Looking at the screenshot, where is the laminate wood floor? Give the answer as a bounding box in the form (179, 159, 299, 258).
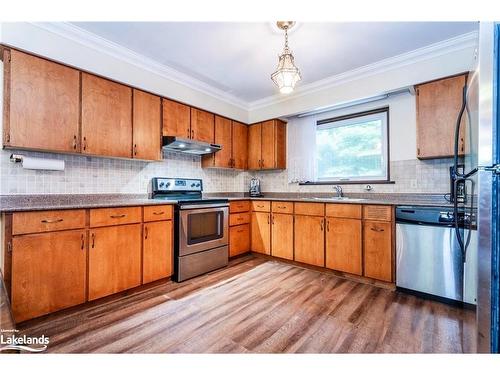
(18, 255, 476, 353)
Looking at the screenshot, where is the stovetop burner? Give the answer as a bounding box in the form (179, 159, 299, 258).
(150, 177, 228, 206)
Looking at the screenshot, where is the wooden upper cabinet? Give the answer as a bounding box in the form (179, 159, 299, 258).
(416, 73, 467, 159)
(247, 123, 262, 170)
(4, 49, 80, 152)
(232, 121, 248, 169)
(81, 73, 132, 158)
(162, 98, 190, 138)
(247, 120, 286, 170)
(190, 108, 214, 143)
(133, 89, 161, 160)
(206, 116, 232, 168)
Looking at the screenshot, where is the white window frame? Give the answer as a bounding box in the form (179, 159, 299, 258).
(315, 108, 389, 183)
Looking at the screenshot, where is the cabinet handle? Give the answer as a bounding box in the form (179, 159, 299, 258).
(41, 218, 63, 224)
(267, 214, 270, 224)
(187, 128, 191, 138)
(237, 217, 244, 221)
(370, 227, 385, 232)
(134, 144, 137, 156)
(145, 226, 148, 240)
(228, 158, 232, 167)
(91, 233, 95, 249)
(110, 214, 126, 219)
(327, 220, 330, 232)
(272, 214, 275, 224)
(73, 135, 77, 150)
(261, 159, 264, 168)
(81, 234, 85, 250)
(237, 229, 244, 233)
(277, 205, 286, 209)
(320, 219, 324, 231)
(191, 129, 194, 139)
(83, 137, 87, 151)
(153, 211, 165, 215)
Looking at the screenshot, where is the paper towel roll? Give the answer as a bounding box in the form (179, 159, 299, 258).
(21, 156, 65, 171)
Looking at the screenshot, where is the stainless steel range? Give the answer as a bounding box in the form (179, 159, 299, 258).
(150, 177, 229, 282)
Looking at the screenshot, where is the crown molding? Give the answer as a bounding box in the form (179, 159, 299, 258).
(248, 30, 479, 111)
(29, 22, 249, 110)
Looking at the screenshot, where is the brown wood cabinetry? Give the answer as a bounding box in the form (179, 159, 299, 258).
(325, 218, 362, 275)
(11, 229, 86, 322)
(12, 209, 86, 235)
(162, 98, 191, 138)
(190, 108, 215, 143)
(363, 220, 393, 282)
(247, 120, 287, 170)
(88, 223, 142, 300)
(133, 89, 161, 160)
(232, 121, 248, 169)
(294, 215, 325, 267)
(81, 73, 132, 158)
(143, 220, 173, 284)
(251, 211, 271, 255)
(271, 213, 294, 260)
(203, 118, 248, 169)
(416, 73, 467, 159)
(3, 49, 80, 153)
(229, 224, 250, 257)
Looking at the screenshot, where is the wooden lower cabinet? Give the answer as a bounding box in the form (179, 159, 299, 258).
(11, 229, 87, 322)
(271, 213, 293, 260)
(230, 224, 250, 257)
(251, 212, 271, 255)
(325, 218, 362, 275)
(363, 220, 393, 282)
(88, 224, 142, 300)
(143, 220, 173, 284)
(294, 215, 325, 267)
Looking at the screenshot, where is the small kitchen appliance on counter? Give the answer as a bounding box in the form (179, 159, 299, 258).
(150, 177, 229, 282)
(249, 178, 263, 197)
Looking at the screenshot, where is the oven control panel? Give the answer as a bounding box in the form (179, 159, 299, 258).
(152, 177, 203, 192)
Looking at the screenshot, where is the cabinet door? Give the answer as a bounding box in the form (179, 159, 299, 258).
(81, 73, 132, 158)
(11, 230, 86, 322)
(251, 211, 271, 255)
(416, 74, 467, 159)
(88, 224, 142, 300)
(5, 49, 80, 152)
(232, 121, 248, 169)
(214, 116, 233, 167)
(363, 221, 392, 282)
(190, 108, 214, 143)
(325, 218, 362, 275)
(162, 98, 191, 138)
(275, 119, 287, 169)
(133, 89, 161, 160)
(271, 213, 293, 260)
(247, 123, 262, 170)
(230, 224, 250, 257)
(261, 120, 276, 169)
(143, 220, 173, 284)
(294, 215, 325, 267)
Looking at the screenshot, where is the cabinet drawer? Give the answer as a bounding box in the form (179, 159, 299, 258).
(271, 201, 294, 214)
(229, 224, 250, 257)
(144, 205, 173, 222)
(326, 204, 362, 219)
(12, 209, 86, 235)
(90, 206, 142, 227)
(363, 205, 393, 221)
(230, 212, 250, 226)
(294, 203, 325, 216)
(252, 201, 271, 212)
(230, 200, 250, 213)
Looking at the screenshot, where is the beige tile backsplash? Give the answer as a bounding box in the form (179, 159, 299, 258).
(1, 149, 452, 195)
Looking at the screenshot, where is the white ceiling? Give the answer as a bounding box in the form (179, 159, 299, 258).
(71, 22, 478, 103)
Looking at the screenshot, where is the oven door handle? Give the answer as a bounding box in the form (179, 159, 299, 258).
(179, 203, 229, 210)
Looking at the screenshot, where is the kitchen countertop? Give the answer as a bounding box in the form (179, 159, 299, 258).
(0, 192, 456, 212)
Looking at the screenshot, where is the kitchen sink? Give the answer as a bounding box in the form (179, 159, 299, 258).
(310, 197, 366, 202)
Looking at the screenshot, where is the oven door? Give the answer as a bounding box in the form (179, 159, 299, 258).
(179, 204, 229, 256)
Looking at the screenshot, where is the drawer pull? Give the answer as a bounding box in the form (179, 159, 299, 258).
(237, 229, 244, 233)
(41, 218, 63, 224)
(153, 211, 165, 215)
(277, 206, 286, 209)
(237, 217, 244, 221)
(110, 214, 126, 219)
(370, 227, 385, 232)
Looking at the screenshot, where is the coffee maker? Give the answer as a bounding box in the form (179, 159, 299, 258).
(249, 178, 263, 197)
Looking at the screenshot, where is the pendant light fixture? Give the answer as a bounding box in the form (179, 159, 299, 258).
(271, 21, 302, 94)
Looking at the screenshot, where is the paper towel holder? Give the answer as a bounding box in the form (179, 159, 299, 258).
(10, 154, 24, 163)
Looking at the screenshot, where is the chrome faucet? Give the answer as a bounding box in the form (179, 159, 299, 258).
(333, 185, 343, 198)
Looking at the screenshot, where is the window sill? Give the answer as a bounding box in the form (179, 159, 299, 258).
(298, 180, 396, 186)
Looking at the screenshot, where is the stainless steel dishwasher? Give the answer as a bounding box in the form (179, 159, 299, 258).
(396, 206, 477, 305)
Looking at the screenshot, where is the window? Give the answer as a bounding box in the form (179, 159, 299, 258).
(315, 108, 389, 182)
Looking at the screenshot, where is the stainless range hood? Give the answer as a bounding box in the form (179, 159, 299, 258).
(162, 136, 222, 155)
